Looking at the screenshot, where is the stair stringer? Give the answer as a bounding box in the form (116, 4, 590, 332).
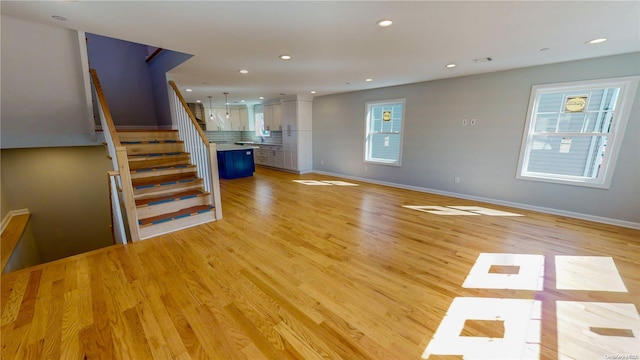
(119, 130, 219, 241)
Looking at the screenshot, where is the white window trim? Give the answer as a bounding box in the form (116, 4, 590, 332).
(516, 76, 639, 189)
(364, 98, 406, 167)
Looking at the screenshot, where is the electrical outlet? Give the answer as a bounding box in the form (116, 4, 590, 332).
(321, 160, 325, 165)
(454, 177, 460, 184)
(462, 119, 468, 126)
(470, 119, 476, 126)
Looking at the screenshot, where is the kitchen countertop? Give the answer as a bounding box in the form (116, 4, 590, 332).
(215, 144, 259, 151)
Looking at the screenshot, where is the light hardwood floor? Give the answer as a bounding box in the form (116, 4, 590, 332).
(2, 167, 639, 359)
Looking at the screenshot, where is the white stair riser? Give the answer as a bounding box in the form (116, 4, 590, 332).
(138, 211, 216, 240)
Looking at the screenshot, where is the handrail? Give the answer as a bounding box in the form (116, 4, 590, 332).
(89, 68, 140, 242)
(1, 211, 31, 272)
(168, 80, 210, 145)
(89, 68, 121, 147)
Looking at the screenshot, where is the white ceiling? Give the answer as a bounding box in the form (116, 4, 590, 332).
(2, 1, 639, 107)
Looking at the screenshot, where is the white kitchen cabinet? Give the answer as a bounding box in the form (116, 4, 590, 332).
(275, 149, 285, 168)
(255, 145, 285, 169)
(281, 96, 313, 172)
(264, 103, 282, 131)
(227, 108, 240, 130)
(238, 107, 249, 131)
(254, 148, 269, 165)
(205, 107, 228, 131)
(272, 104, 282, 131)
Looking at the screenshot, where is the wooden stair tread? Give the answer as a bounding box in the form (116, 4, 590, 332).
(138, 205, 214, 226)
(128, 152, 189, 158)
(136, 190, 207, 207)
(131, 173, 198, 188)
(121, 140, 183, 144)
(127, 153, 191, 171)
(131, 164, 196, 174)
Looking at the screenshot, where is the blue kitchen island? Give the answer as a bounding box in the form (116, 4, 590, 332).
(215, 144, 257, 179)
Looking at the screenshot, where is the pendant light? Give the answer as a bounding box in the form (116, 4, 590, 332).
(224, 92, 230, 119)
(208, 96, 214, 121)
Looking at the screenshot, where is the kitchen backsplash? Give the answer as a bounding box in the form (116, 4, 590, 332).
(204, 131, 283, 145)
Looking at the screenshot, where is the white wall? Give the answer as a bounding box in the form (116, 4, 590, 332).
(1, 15, 98, 148)
(312, 53, 640, 225)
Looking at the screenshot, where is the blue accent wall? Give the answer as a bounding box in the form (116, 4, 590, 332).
(148, 50, 193, 127)
(86, 33, 192, 127)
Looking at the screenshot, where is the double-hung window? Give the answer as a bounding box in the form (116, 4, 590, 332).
(516, 76, 638, 188)
(364, 99, 405, 166)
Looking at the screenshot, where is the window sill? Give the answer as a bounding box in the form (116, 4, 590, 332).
(516, 174, 610, 189)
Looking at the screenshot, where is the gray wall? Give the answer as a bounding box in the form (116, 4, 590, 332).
(1, 146, 114, 263)
(313, 53, 640, 224)
(1, 15, 97, 149)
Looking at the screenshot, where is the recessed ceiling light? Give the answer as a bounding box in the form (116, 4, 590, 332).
(376, 19, 393, 28)
(241, 100, 245, 103)
(365, 78, 373, 82)
(185, 88, 192, 92)
(52, 15, 67, 21)
(445, 63, 456, 68)
(587, 38, 607, 44)
(310, 91, 316, 94)
(279, 55, 292, 60)
(239, 69, 249, 74)
(196, 100, 201, 103)
(259, 96, 264, 100)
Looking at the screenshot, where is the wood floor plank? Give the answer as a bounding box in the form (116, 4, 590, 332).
(1, 167, 638, 359)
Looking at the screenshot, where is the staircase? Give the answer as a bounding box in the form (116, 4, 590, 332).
(118, 130, 217, 240)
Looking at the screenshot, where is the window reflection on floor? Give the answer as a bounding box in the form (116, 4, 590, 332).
(423, 253, 639, 359)
(292, 180, 359, 186)
(463, 253, 544, 290)
(423, 297, 542, 359)
(557, 301, 639, 360)
(403, 205, 523, 216)
(555, 255, 628, 292)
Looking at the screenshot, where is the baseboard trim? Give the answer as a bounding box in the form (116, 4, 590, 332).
(312, 170, 640, 229)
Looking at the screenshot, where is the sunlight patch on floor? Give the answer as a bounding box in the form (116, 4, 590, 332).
(292, 180, 359, 186)
(403, 205, 523, 216)
(423, 253, 638, 359)
(555, 256, 628, 292)
(448, 206, 524, 216)
(422, 297, 541, 359)
(463, 253, 544, 290)
(557, 301, 639, 359)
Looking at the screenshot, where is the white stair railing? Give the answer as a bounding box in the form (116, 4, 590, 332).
(108, 171, 127, 244)
(168, 81, 223, 219)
